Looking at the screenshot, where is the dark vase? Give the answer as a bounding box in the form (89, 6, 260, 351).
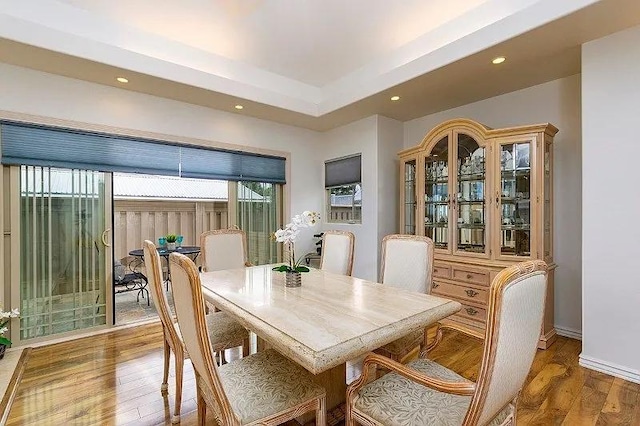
(0, 344, 6, 360)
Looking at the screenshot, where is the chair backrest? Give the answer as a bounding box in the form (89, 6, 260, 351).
(200, 229, 249, 272)
(379, 234, 434, 293)
(169, 252, 239, 425)
(143, 240, 181, 344)
(464, 260, 548, 425)
(319, 231, 355, 276)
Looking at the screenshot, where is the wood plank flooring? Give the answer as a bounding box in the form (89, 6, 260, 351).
(6, 322, 640, 425)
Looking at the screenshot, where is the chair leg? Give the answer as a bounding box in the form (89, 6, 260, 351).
(172, 349, 184, 424)
(316, 396, 327, 426)
(197, 384, 207, 426)
(345, 401, 355, 426)
(242, 337, 250, 357)
(161, 339, 170, 392)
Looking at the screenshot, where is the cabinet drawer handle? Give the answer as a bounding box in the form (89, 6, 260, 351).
(465, 289, 479, 297)
(433, 268, 438, 273)
(465, 307, 479, 316)
(466, 273, 473, 279)
(433, 283, 440, 289)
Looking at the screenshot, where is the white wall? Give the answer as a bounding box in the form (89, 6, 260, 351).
(377, 116, 404, 268)
(320, 116, 379, 280)
(404, 75, 582, 337)
(0, 63, 323, 254)
(581, 25, 640, 383)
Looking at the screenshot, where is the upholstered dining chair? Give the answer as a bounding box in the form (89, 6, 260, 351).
(319, 230, 355, 276)
(200, 228, 252, 272)
(168, 251, 327, 426)
(375, 234, 434, 362)
(346, 260, 548, 426)
(143, 240, 250, 424)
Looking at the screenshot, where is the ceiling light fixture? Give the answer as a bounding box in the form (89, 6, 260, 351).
(390, 95, 400, 101)
(116, 77, 129, 83)
(492, 56, 506, 65)
(235, 105, 244, 110)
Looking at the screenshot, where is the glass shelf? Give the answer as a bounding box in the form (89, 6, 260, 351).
(425, 201, 449, 205)
(425, 178, 449, 184)
(458, 200, 485, 204)
(425, 223, 449, 228)
(501, 224, 530, 230)
(458, 174, 485, 182)
(457, 223, 486, 229)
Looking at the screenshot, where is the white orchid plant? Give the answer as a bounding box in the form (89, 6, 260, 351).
(272, 211, 320, 273)
(0, 308, 19, 347)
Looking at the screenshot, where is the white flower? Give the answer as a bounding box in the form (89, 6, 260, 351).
(11, 309, 19, 317)
(0, 327, 8, 335)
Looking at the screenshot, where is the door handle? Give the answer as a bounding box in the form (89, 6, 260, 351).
(101, 228, 112, 247)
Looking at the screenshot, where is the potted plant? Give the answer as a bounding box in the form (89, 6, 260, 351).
(0, 308, 19, 359)
(166, 234, 178, 250)
(272, 211, 320, 287)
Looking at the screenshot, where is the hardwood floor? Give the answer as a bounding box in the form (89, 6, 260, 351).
(6, 322, 640, 425)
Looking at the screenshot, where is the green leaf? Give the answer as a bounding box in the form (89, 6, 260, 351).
(294, 266, 310, 273)
(272, 265, 292, 272)
(0, 337, 12, 346)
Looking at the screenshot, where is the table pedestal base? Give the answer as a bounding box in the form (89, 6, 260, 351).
(297, 363, 346, 425)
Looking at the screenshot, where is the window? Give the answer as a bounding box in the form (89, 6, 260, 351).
(325, 154, 362, 223)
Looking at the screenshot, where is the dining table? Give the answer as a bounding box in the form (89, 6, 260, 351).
(200, 264, 461, 423)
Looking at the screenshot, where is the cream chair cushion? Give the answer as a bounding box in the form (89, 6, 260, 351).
(217, 349, 326, 424)
(353, 358, 512, 426)
(381, 238, 432, 293)
(202, 232, 246, 272)
(476, 273, 546, 424)
(320, 231, 354, 276)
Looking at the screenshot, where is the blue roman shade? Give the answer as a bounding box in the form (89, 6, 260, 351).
(0, 122, 286, 183)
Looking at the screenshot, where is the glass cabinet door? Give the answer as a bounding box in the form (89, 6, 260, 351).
(424, 136, 449, 250)
(455, 133, 487, 255)
(402, 159, 417, 234)
(499, 140, 532, 257)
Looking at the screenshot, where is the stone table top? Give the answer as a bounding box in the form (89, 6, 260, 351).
(201, 265, 461, 375)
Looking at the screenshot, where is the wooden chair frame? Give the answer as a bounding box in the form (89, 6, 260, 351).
(347, 260, 548, 426)
(319, 230, 356, 276)
(376, 234, 435, 361)
(169, 253, 326, 426)
(199, 228, 252, 272)
(143, 240, 249, 424)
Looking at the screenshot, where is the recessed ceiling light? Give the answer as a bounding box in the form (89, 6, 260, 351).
(235, 105, 244, 110)
(390, 95, 400, 101)
(116, 77, 129, 83)
(492, 56, 506, 65)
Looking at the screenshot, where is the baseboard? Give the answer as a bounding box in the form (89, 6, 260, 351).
(555, 325, 582, 340)
(579, 354, 640, 384)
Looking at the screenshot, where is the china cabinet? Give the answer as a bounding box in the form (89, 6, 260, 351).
(398, 118, 558, 348)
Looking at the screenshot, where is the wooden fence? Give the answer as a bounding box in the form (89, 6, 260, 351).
(114, 200, 228, 262)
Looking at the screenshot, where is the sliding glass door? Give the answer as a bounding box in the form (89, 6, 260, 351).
(237, 182, 281, 265)
(18, 166, 112, 340)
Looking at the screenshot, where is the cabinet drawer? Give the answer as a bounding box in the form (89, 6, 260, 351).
(432, 263, 451, 279)
(432, 281, 488, 304)
(458, 303, 487, 323)
(452, 266, 490, 286)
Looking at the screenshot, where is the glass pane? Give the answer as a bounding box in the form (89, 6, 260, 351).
(403, 160, 417, 234)
(424, 136, 449, 249)
(237, 182, 280, 265)
(544, 143, 552, 258)
(327, 184, 361, 224)
(456, 134, 485, 253)
(20, 166, 108, 340)
(500, 142, 531, 256)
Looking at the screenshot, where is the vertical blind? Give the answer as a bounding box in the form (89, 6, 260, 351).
(1, 121, 286, 183)
(325, 154, 361, 187)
